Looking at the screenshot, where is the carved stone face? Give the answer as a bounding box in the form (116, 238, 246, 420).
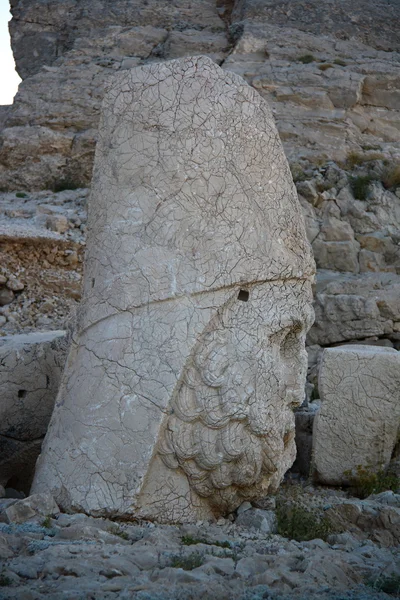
(32, 57, 315, 522)
(158, 279, 314, 515)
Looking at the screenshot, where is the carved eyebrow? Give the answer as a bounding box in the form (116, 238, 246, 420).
(273, 317, 304, 333)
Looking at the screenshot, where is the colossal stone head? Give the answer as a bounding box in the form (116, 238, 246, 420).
(32, 56, 315, 522)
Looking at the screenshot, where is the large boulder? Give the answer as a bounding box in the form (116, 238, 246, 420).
(313, 345, 400, 485)
(32, 56, 315, 522)
(0, 331, 68, 492)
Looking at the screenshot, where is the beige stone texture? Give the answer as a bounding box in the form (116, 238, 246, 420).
(313, 345, 400, 485)
(32, 56, 314, 522)
(308, 271, 400, 345)
(5, 493, 60, 524)
(0, 331, 68, 492)
(2, 0, 400, 191)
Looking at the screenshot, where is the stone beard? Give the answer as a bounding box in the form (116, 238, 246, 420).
(32, 56, 315, 522)
(147, 280, 314, 521)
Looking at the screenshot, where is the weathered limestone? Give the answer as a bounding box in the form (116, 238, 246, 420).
(32, 56, 315, 522)
(308, 271, 400, 346)
(313, 345, 400, 485)
(5, 493, 60, 525)
(0, 331, 68, 492)
(3, 0, 400, 191)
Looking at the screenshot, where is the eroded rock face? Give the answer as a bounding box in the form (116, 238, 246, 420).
(3, 0, 400, 191)
(313, 345, 400, 485)
(32, 56, 315, 522)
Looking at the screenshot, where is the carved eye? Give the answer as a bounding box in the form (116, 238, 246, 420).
(270, 322, 303, 360)
(237, 289, 249, 302)
(280, 323, 303, 360)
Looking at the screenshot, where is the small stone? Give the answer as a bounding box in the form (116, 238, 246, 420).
(0, 275, 7, 285)
(296, 180, 319, 205)
(203, 556, 235, 576)
(237, 501, 252, 515)
(235, 508, 278, 534)
(40, 300, 55, 313)
(0, 533, 14, 559)
(236, 556, 269, 577)
(34, 214, 48, 228)
(5, 493, 60, 524)
(64, 250, 79, 265)
(99, 568, 124, 579)
(0, 316, 6, 326)
(0, 288, 14, 306)
(367, 491, 400, 506)
(45, 214, 69, 233)
(6, 278, 24, 292)
(35, 315, 53, 327)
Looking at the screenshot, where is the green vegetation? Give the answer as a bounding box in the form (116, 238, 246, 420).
(41, 515, 52, 529)
(381, 164, 400, 189)
(181, 535, 230, 548)
(310, 383, 320, 401)
(361, 144, 382, 151)
(333, 58, 347, 66)
(349, 174, 375, 200)
(15, 191, 27, 198)
(344, 464, 399, 499)
(345, 150, 385, 169)
(342, 151, 399, 198)
(298, 54, 316, 64)
(276, 493, 337, 542)
(0, 573, 12, 587)
(108, 525, 129, 540)
(366, 572, 400, 596)
(290, 163, 307, 183)
(170, 552, 204, 570)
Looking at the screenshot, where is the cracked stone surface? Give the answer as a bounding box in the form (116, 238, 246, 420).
(313, 345, 400, 485)
(3, 0, 400, 191)
(0, 331, 68, 493)
(32, 56, 315, 522)
(0, 487, 400, 600)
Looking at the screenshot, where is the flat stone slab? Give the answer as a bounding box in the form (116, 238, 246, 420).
(313, 345, 400, 485)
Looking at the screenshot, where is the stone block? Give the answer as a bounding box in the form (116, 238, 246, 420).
(0, 331, 68, 492)
(312, 239, 360, 273)
(5, 493, 59, 524)
(235, 508, 277, 533)
(313, 345, 400, 485)
(308, 271, 400, 346)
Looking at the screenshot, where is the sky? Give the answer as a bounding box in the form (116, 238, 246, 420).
(0, 1, 21, 105)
